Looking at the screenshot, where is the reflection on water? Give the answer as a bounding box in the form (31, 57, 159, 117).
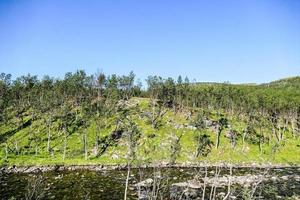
(1, 167, 300, 199)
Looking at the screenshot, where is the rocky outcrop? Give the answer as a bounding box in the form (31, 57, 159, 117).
(170, 174, 300, 200)
(134, 178, 154, 200)
(1, 163, 298, 174)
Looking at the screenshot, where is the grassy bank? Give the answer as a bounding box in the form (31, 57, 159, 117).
(1, 98, 300, 167)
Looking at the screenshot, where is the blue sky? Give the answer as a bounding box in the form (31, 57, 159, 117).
(0, 0, 299, 83)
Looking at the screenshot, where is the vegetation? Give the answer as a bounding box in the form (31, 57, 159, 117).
(0, 71, 299, 166)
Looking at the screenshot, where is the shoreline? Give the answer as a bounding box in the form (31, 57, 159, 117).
(1, 162, 299, 173)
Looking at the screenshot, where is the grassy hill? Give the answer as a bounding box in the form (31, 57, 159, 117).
(262, 76, 300, 89)
(1, 97, 299, 167)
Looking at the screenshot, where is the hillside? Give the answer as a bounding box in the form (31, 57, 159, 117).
(1, 97, 299, 166)
(262, 76, 300, 89)
(0, 72, 300, 166)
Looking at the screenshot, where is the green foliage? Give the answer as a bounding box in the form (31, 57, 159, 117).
(0, 71, 299, 166)
(190, 111, 207, 130)
(169, 133, 182, 164)
(195, 133, 213, 157)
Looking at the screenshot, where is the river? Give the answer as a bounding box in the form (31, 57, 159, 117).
(1, 166, 300, 199)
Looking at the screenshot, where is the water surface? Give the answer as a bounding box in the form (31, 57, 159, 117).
(1, 167, 299, 199)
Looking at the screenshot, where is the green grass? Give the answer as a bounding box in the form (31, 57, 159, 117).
(1, 97, 300, 167)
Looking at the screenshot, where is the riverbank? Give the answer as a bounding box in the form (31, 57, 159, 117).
(1, 162, 299, 173)
(1, 97, 300, 172)
(2, 164, 300, 200)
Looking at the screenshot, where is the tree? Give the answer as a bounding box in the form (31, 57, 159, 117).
(118, 71, 135, 100)
(190, 111, 207, 130)
(296, 107, 300, 136)
(195, 134, 213, 157)
(268, 111, 281, 143)
(184, 76, 189, 85)
(122, 111, 141, 200)
(169, 132, 182, 164)
(162, 77, 176, 108)
(106, 74, 120, 103)
(0, 73, 11, 137)
(176, 75, 184, 109)
(80, 100, 92, 160)
(146, 100, 167, 129)
(191, 111, 213, 157)
(146, 75, 163, 101)
(0, 73, 11, 121)
(58, 102, 74, 161)
(225, 129, 239, 149)
(146, 76, 167, 129)
(96, 72, 106, 99)
(183, 76, 190, 106)
(216, 117, 228, 148)
(132, 78, 143, 97)
(243, 115, 267, 153)
(177, 75, 183, 85)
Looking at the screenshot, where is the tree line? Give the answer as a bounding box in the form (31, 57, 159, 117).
(0, 71, 299, 159)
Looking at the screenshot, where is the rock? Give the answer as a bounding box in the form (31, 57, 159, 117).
(91, 146, 98, 156)
(174, 124, 181, 129)
(129, 187, 135, 191)
(170, 174, 273, 199)
(217, 192, 226, 198)
(170, 182, 202, 200)
(135, 178, 154, 200)
(186, 125, 197, 130)
(135, 178, 153, 188)
(204, 119, 213, 127)
(271, 176, 278, 181)
(54, 174, 63, 180)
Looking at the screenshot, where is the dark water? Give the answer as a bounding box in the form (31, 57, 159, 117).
(1, 167, 300, 200)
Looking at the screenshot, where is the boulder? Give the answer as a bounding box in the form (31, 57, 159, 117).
(134, 178, 154, 200)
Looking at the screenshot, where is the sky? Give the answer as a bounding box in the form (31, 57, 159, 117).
(0, 0, 299, 84)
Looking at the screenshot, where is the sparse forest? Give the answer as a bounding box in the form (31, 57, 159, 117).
(0, 71, 300, 166)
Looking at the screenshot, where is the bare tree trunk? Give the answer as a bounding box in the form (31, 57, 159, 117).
(242, 130, 247, 152)
(5, 143, 8, 159)
(259, 126, 263, 154)
(280, 118, 289, 141)
(202, 166, 208, 200)
(35, 145, 38, 156)
(151, 100, 155, 128)
(259, 139, 262, 154)
(216, 127, 221, 149)
(95, 124, 100, 156)
(124, 164, 130, 200)
(272, 128, 280, 142)
(216, 132, 220, 148)
(210, 166, 220, 200)
(152, 169, 157, 200)
(84, 130, 88, 160)
(291, 117, 296, 137)
(95, 135, 99, 156)
(223, 165, 233, 200)
(47, 116, 52, 153)
(15, 140, 19, 155)
(35, 128, 39, 156)
(29, 121, 33, 152)
(249, 169, 268, 199)
(47, 124, 51, 153)
(63, 128, 67, 161)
